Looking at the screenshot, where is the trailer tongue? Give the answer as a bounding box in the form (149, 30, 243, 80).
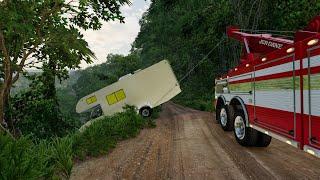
(215, 16, 320, 158)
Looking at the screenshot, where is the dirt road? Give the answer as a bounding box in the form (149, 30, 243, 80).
(71, 102, 320, 180)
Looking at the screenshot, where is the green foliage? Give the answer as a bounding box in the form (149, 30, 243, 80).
(0, 0, 131, 135)
(51, 137, 74, 178)
(0, 106, 150, 179)
(132, 0, 320, 111)
(56, 87, 80, 121)
(72, 106, 145, 158)
(0, 135, 45, 180)
(0, 134, 75, 180)
(0, 0, 131, 72)
(145, 106, 161, 128)
(9, 74, 79, 140)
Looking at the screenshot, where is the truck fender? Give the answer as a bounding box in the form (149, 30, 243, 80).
(229, 96, 250, 127)
(216, 95, 227, 106)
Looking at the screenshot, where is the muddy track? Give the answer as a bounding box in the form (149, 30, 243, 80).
(71, 102, 320, 180)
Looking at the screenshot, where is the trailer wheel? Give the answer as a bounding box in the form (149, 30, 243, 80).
(218, 105, 233, 131)
(256, 132, 272, 147)
(139, 107, 152, 118)
(233, 111, 258, 146)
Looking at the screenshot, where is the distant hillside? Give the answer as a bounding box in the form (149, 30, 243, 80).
(11, 70, 41, 94)
(12, 70, 80, 95)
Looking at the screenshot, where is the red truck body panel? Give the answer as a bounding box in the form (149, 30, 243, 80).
(215, 16, 320, 157)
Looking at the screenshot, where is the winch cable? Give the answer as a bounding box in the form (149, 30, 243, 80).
(154, 38, 226, 106)
(178, 39, 225, 83)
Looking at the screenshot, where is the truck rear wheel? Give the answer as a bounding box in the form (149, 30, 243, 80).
(139, 107, 152, 118)
(218, 105, 233, 131)
(233, 111, 258, 146)
(256, 132, 272, 147)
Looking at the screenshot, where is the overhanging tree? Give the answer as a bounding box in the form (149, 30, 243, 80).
(0, 0, 130, 133)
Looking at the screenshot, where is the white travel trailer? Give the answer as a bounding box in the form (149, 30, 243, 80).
(76, 60, 181, 118)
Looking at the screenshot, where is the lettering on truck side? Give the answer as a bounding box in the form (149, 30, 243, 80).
(259, 39, 283, 49)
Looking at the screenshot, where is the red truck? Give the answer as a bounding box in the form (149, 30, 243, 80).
(215, 16, 320, 158)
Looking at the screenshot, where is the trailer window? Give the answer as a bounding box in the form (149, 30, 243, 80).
(86, 96, 97, 105)
(106, 89, 126, 105)
(106, 93, 118, 105)
(115, 89, 126, 101)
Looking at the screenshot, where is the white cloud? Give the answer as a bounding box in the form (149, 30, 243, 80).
(80, 0, 151, 68)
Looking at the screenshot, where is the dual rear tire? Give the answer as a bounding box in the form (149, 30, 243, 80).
(217, 105, 233, 131)
(233, 111, 258, 146)
(216, 105, 271, 147)
(233, 110, 272, 147)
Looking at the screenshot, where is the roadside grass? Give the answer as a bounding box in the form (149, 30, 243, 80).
(0, 106, 157, 179)
(174, 92, 215, 112)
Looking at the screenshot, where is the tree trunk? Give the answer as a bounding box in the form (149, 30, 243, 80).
(0, 72, 13, 132)
(0, 87, 15, 139)
(0, 88, 8, 132)
(0, 90, 4, 128)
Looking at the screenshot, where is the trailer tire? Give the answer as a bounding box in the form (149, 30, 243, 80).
(139, 107, 152, 118)
(256, 132, 272, 147)
(218, 105, 233, 131)
(233, 111, 258, 146)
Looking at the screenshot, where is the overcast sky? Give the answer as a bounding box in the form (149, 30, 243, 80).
(80, 0, 151, 68)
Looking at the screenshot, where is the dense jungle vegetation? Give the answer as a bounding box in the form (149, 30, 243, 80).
(1, 0, 320, 179)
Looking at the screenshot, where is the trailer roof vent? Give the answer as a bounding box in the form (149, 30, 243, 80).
(119, 73, 132, 81)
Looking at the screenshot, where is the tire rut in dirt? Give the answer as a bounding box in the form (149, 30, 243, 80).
(203, 119, 275, 179)
(167, 104, 247, 179)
